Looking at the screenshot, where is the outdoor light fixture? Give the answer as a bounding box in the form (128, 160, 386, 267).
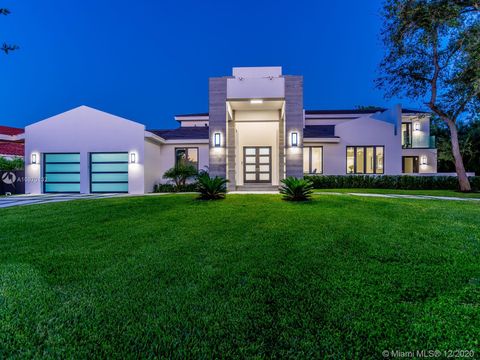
(414, 121, 421, 131)
(31, 153, 37, 164)
(130, 153, 136, 163)
(250, 99, 263, 104)
(291, 132, 298, 147)
(420, 155, 427, 165)
(214, 132, 221, 147)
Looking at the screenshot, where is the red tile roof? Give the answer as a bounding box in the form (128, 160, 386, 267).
(0, 142, 24, 156)
(0, 125, 24, 136)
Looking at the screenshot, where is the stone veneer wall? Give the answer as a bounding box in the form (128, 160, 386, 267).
(284, 76, 304, 178)
(208, 77, 227, 178)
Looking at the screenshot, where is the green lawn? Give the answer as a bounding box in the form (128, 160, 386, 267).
(315, 188, 480, 198)
(0, 195, 479, 358)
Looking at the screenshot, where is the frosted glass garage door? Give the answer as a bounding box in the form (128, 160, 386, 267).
(90, 153, 128, 193)
(44, 153, 81, 193)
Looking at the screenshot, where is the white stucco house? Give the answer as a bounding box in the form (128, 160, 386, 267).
(24, 66, 437, 194)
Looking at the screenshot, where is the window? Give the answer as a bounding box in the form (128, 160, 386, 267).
(346, 146, 384, 174)
(303, 147, 323, 174)
(402, 123, 412, 148)
(175, 147, 198, 169)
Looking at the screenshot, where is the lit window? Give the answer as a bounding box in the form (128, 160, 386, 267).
(346, 146, 384, 174)
(175, 148, 199, 169)
(303, 147, 323, 174)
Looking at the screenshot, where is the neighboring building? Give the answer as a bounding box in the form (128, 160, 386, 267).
(23, 66, 437, 194)
(0, 125, 24, 159)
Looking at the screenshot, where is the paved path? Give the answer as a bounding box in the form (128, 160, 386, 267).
(315, 192, 480, 202)
(0, 193, 124, 208)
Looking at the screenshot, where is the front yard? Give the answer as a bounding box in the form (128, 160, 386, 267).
(0, 194, 478, 358)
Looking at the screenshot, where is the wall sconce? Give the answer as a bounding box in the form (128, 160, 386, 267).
(414, 121, 421, 131)
(31, 153, 38, 164)
(291, 132, 298, 147)
(420, 155, 427, 165)
(130, 153, 136, 164)
(214, 132, 221, 147)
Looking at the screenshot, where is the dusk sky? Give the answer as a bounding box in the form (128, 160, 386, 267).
(1, 0, 421, 130)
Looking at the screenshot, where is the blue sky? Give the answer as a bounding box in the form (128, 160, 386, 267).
(0, 0, 421, 129)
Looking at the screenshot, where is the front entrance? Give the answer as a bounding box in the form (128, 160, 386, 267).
(402, 156, 419, 173)
(243, 147, 271, 183)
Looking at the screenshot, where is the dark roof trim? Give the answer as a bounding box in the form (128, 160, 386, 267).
(303, 125, 337, 138)
(174, 113, 209, 118)
(148, 126, 209, 140)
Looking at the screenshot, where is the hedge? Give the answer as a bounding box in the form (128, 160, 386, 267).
(305, 175, 480, 191)
(153, 183, 197, 193)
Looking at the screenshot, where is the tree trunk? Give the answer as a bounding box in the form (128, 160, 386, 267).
(447, 120, 471, 192)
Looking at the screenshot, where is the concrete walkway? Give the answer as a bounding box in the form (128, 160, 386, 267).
(315, 192, 480, 202)
(0, 193, 124, 208)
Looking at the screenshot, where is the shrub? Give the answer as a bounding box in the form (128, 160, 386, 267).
(0, 157, 24, 171)
(196, 172, 228, 200)
(305, 175, 480, 191)
(280, 177, 314, 201)
(162, 164, 198, 191)
(153, 183, 197, 193)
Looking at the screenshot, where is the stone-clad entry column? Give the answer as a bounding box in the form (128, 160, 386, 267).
(208, 78, 227, 178)
(284, 76, 304, 178)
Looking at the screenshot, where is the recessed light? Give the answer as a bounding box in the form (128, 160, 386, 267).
(250, 99, 263, 104)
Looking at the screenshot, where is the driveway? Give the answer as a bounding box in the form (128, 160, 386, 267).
(0, 193, 125, 208)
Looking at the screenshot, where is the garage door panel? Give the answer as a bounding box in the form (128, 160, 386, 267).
(90, 152, 128, 193)
(44, 153, 81, 193)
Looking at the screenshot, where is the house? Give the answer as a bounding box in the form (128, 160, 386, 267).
(0, 126, 24, 159)
(23, 66, 437, 194)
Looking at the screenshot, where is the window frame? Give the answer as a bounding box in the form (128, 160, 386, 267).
(402, 122, 412, 148)
(174, 147, 199, 170)
(346, 146, 384, 174)
(303, 146, 323, 175)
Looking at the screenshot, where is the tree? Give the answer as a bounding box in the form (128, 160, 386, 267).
(1, 7, 19, 54)
(162, 164, 198, 190)
(377, 0, 480, 191)
(0, 156, 24, 171)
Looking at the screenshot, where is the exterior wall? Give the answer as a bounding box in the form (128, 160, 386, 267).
(313, 115, 402, 175)
(208, 78, 227, 178)
(144, 139, 162, 192)
(284, 76, 304, 178)
(157, 143, 209, 183)
(403, 115, 431, 148)
(227, 67, 285, 99)
(25, 106, 145, 194)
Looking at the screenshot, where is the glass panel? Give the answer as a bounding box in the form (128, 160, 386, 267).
(259, 173, 270, 181)
(91, 163, 128, 172)
(45, 163, 80, 173)
(346, 147, 355, 174)
(259, 165, 270, 172)
(45, 183, 80, 192)
(45, 153, 80, 163)
(259, 156, 269, 164)
(45, 173, 80, 182)
(187, 148, 198, 165)
(175, 148, 187, 166)
(91, 183, 128, 192)
(91, 153, 128, 162)
(245, 156, 256, 164)
(245, 165, 256, 172)
(311, 147, 322, 174)
(402, 123, 412, 148)
(303, 147, 310, 173)
(245, 173, 256, 181)
(245, 148, 256, 155)
(259, 148, 270, 155)
(92, 173, 129, 182)
(356, 147, 365, 173)
(366, 147, 374, 174)
(376, 147, 384, 174)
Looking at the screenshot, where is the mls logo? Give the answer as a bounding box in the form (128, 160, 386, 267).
(1, 172, 16, 185)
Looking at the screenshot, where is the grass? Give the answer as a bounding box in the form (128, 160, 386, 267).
(0, 194, 479, 358)
(315, 188, 480, 198)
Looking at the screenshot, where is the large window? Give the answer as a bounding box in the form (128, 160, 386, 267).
(303, 147, 323, 174)
(402, 123, 412, 148)
(175, 147, 198, 169)
(346, 146, 384, 174)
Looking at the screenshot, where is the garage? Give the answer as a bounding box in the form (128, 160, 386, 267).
(90, 152, 128, 193)
(43, 153, 81, 193)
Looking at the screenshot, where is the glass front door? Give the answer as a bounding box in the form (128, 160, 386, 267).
(402, 156, 419, 173)
(243, 147, 271, 183)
